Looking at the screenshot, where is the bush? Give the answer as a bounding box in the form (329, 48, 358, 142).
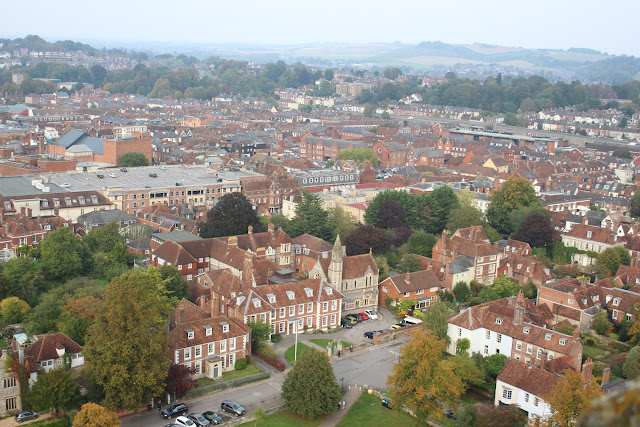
(234, 358, 248, 370)
(254, 349, 285, 371)
(270, 333, 282, 343)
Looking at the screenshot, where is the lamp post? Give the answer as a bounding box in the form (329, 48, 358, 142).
(340, 377, 344, 392)
(290, 318, 300, 363)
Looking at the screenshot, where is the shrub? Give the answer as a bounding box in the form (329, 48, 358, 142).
(270, 333, 282, 343)
(255, 349, 285, 371)
(234, 358, 248, 370)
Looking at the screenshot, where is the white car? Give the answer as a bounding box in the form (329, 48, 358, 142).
(174, 416, 195, 427)
(364, 309, 379, 320)
(60, 183, 70, 188)
(109, 173, 117, 178)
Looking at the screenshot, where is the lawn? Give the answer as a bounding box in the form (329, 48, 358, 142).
(309, 339, 353, 349)
(285, 343, 311, 365)
(0, 339, 7, 349)
(239, 410, 322, 426)
(583, 345, 606, 359)
(222, 363, 262, 381)
(196, 377, 214, 388)
(337, 392, 424, 427)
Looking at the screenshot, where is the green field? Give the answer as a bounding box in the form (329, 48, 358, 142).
(285, 343, 312, 365)
(222, 362, 262, 381)
(239, 410, 322, 426)
(337, 392, 424, 427)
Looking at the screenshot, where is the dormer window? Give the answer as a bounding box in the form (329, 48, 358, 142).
(524, 327, 531, 334)
(3, 202, 10, 210)
(220, 322, 229, 333)
(65, 197, 72, 206)
(592, 295, 599, 302)
(325, 287, 333, 295)
(606, 295, 612, 303)
(304, 288, 313, 297)
(204, 326, 212, 336)
(91, 195, 98, 203)
(42, 200, 49, 207)
(267, 293, 276, 303)
(545, 333, 552, 341)
(230, 292, 236, 299)
(613, 298, 621, 306)
(53, 198, 60, 207)
(496, 318, 503, 325)
(286, 291, 295, 300)
(559, 338, 567, 346)
(186, 329, 194, 339)
(517, 264, 523, 270)
(78, 196, 85, 205)
(252, 298, 261, 308)
(587, 231, 593, 238)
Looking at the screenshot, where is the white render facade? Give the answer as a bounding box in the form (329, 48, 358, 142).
(495, 379, 552, 420)
(447, 323, 514, 357)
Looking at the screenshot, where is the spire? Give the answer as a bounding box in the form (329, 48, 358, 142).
(333, 235, 342, 252)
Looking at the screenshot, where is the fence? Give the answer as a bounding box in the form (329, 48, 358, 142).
(371, 323, 422, 345)
(184, 371, 270, 399)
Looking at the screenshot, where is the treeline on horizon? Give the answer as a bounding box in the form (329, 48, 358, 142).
(1, 54, 639, 115)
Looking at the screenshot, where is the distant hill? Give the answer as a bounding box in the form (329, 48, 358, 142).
(0, 34, 99, 55)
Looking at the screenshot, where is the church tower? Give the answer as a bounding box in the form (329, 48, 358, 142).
(328, 235, 344, 288)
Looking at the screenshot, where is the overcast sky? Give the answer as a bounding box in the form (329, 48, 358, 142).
(3, 0, 640, 56)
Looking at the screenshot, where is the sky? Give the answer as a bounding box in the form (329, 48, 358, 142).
(2, 0, 640, 56)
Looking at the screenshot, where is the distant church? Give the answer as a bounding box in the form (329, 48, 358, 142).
(308, 236, 379, 313)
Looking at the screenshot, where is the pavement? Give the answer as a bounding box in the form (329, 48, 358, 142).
(319, 386, 362, 427)
(121, 307, 406, 427)
(0, 414, 51, 427)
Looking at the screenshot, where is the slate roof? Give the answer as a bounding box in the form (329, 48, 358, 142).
(53, 130, 105, 155)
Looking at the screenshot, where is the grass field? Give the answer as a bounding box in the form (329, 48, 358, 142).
(239, 410, 323, 426)
(285, 343, 312, 365)
(336, 392, 424, 427)
(222, 363, 262, 381)
(309, 339, 352, 349)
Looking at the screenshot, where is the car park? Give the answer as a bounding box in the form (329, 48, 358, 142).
(221, 400, 245, 416)
(364, 309, 379, 320)
(188, 413, 211, 426)
(174, 416, 196, 426)
(15, 411, 38, 423)
(358, 312, 370, 320)
(60, 182, 70, 188)
(202, 411, 223, 425)
(109, 173, 117, 178)
(161, 403, 189, 419)
(340, 319, 353, 328)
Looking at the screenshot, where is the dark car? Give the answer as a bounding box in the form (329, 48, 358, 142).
(16, 411, 38, 423)
(221, 400, 245, 417)
(340, 319, 353, 329)
(381, 398, 392, 409)
(445, 409, 455, 419)
(149, 173, 158, 178)
(120, 167, 128, 172)
(353, 313, 364, 322)
(202, 411, 223, 425)
(364, 331, 375, 339)
(161, 403, 189, 419)
(96, 174, 105, 179)
(188, 413, 211, 426)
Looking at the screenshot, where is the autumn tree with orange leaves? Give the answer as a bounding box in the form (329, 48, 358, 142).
(387, 329, 464, 420)
(544, 369, 603, 427)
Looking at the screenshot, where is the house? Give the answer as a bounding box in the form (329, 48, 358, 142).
(76, 209, 136, 231)
(308, 236, 379, 314)
(168, 299, 251, 379)
(447, 292, 582, 371)
(378, 270, 443, 310)
(293, 234, 333, 277)
(0, 351, 20, 416)
(561, 224, 625, 266)
(498, 255, 556, 286)
(16, 332, 84, 385)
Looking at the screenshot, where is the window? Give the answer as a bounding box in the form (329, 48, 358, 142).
(194, 361, 201, 375)
(534, 397, 540, 407)
(524, 327, 531, 334)
(3, 378, 16, 388)
(331, 300, 337, 310)
(382, 286, 388, 293)
(548, 351, 554, 360)
(220, 340, 227, 352)
(568, 299, 574, 305)
(458, 328, 462, 337)
(5, 397, 17, 411)
(195, 346, 201, 357)
(525, 393, 530, 403)
(322, 316, 328, 327)
(323, 302, 328, 312)
(545, 333, 552, 341)
(526, 344, 533, 354)
(537, 348, 543, 359)
(230, 338, 236, 350)
(221, 322, 229, 333)
(613, 298, 621, 306)
(525, 357, 531, 364)
(307, 316, 313, 327)
(289, 306, 295, 316)
(502, 388, 512, 400)
(208, 343, 214, 354)
(484, 345, 489, 355)
(516, 341, 522, 351)
(308, 302, 313, 312)
(299, 304, 304, 314)
(229, 353, 235, 368)
(496, 318, 503, 325)
(485, 330, 491, 339)
(612, 310, 618, 320)
(331, 314, 336, 325)
(280, 308, 285, 318)
(184, 348, 191, 360)
(187, 330, 194, 339)
(497, 333, 502, 343)
(559, 338, 567, 346)
(279, 322, 285, 333)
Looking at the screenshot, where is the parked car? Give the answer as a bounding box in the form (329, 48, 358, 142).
(60, 182, 70, 188)
(120, 167, 128, 172)
(109, 173, 117, 178)
(390, 324, 402, 330)
(188, 413, 211, 426)
(445, 409, 455, 419)
(96, 174, 105, 179)
(381, 398, 392, 409)
(363, 309, 379, 320)
(345, 315, 358, 324)
(161, 403, 189, 419)
(353, 313, 364, 322)
(340, 319, 353, 328)
(358, 312, 370, 321)
(149, 173, 158, 178)
(15, 411, 38, 423)
(174, 416, 196, 426)
(202, 411, 223, 425)
(221, 400, 245, 417)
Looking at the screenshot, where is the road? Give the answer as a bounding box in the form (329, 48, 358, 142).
(121, 340, 405, 427)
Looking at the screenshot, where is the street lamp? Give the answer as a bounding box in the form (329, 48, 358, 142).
(290, 318, 300, 363)
(340, 377, 344, 392)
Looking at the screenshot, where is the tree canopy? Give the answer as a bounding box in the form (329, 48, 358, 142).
(199, 192, 264, 238)
(422, 299, 450, 342)
(336, 147, 378, 166)
(343, 225, 390, 256)
(511, 212, 555, 248)
(486, 177, 540, 235)
(285, 191, 333, 241)
(281, 348, 342, 418)
(73, 403, 121, 427)
(30, 368, 81, 416)
(118, 152, 149, 167)
(596, 246, 631, 277)
(544, 368, 603, 427)
(158, 264, 190, 302)
(38, 227, 91, 281)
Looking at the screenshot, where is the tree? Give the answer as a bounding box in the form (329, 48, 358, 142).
(544, 369, 603, 427)
(286, 192, 333, 241)
(38, 227, 91, 281)
(73, 402, 121, 427)
(450, 354, 484, 388)
(327, 207, 357, 241)
(511, 212, 555, 248)
(0, 297, 30, 323)
(158, 264, 190, 302)
(631, 191, 640, 218)
(492, 275, 522, 298)
(83, 222, 123, 254)
(1, 257, 40, 301)
(199, 192, 264, 238)
(473, 403, 528, 427)
(399, 254, 421, 273)
(406, 231, 438, 257)
(622, 346, 640, 379)
(629, 303, 640, 343)
(594, 307, 613, 336)
(486, 177, 540, 235)
(381, 111, 390, 120)
(484, 354, 508, 379)
(374, 255, 389, 281)
(84, 269, 171, 410)
(30, 369, 81, 417)
(118, 152, 149, 167)
(446, 205, 484, 233)
(343, 225, 390, 256)
(455, 338, 470, 354)
(377, 199, 406, 230)
(453, 282, 470, 303)
(503, 112, 519, 126)
(478, 286, 499, 302)
(281, 348, 341, 417)
(336, 147, 378, 167)
(387, 330, 464, 419)
(165, 364, 196, 399)
(248, 320, 271, 351)
(596, 246, 631, 277)
(422, 299, 450, 341)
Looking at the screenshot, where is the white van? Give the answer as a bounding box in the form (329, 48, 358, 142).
(403, 316, 423, 325)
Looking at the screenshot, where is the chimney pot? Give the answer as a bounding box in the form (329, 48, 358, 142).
(602, 367, 611, 385)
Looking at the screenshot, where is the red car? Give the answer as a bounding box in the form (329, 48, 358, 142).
(359, 312, 370, 320)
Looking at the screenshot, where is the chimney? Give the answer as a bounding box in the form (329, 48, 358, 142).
(27, 207, 32, 218)
(178, 305, 185, 324)
(248, 225, 253, 237)
(405, 271, 410, 283)
(199, 295, 206, 310)
(228, 236, 238, 248)
(602, 367, 611, 385)
(20, 206, 26, 216)
(514, 305, 525, 325)
(268, 222, 275, 235)
(582, 358, 593, 383)
(517, 289, 524, 303)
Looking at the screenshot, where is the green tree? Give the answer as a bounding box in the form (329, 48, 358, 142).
(30, 368, 81, 416)
(407, 231, 438, 257)
(83, 222, 123, 254)
(73, 402, 121, 427)
(336, 147, 379, 166)
(0, 297, 30, 323)
(327, 207, 357, 241)
(631, 191, 640, 218)
(593, 307, 613, 335)
(325, 159, 335, 168)
(38, 227, 91, 281)
(492, 275, 522, 298)
(511, 212, 555, 248)
(622, 346, 640, 379)
(503, 112, 519, 126)
(1, 257, 40, 301)
(248, 320, 272, 352)
(199, 192, 264, 238)
(343, 225, 390, 256)
(422, 299, 450, 341)
(84, 269, 171, 410)
(118, 152, 149, 167)
(399, 254, 421, 273)
(453, 281, 470, 302)
(381, 111, 390, 120)
(387, 330, 464, 419)
(478, 286, 499, 302)
(455, 338, 470, 355)
(285, 192, 333, 241)
(486, 177, 540, 235)
(158, 264, 190, 302)
(281, 348, 341, 417)
(446, 205, 484, 233)
(484, 354, 508, 379)
(374, 255, 389, 281)
(596, 246, 631, 277)
(450, 353, 484, 388)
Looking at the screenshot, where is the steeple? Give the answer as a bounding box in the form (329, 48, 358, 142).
(328, 235, 344, 288)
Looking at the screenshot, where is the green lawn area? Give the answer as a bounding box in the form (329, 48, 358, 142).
(222, 363, 262, 381)
(285, 343, 312, 365)
(583, 345, 606, 359)
(239, 410, 322, 426)
(196, 377, 214, 388)
(337, 392, 424, 427)
(309, 339, 353, 349)
(0, 339, 7, 349)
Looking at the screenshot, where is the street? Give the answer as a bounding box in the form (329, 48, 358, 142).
(121, 339, 405, 427)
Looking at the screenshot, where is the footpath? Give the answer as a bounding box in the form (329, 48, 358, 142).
(319, 386, 362, 427)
